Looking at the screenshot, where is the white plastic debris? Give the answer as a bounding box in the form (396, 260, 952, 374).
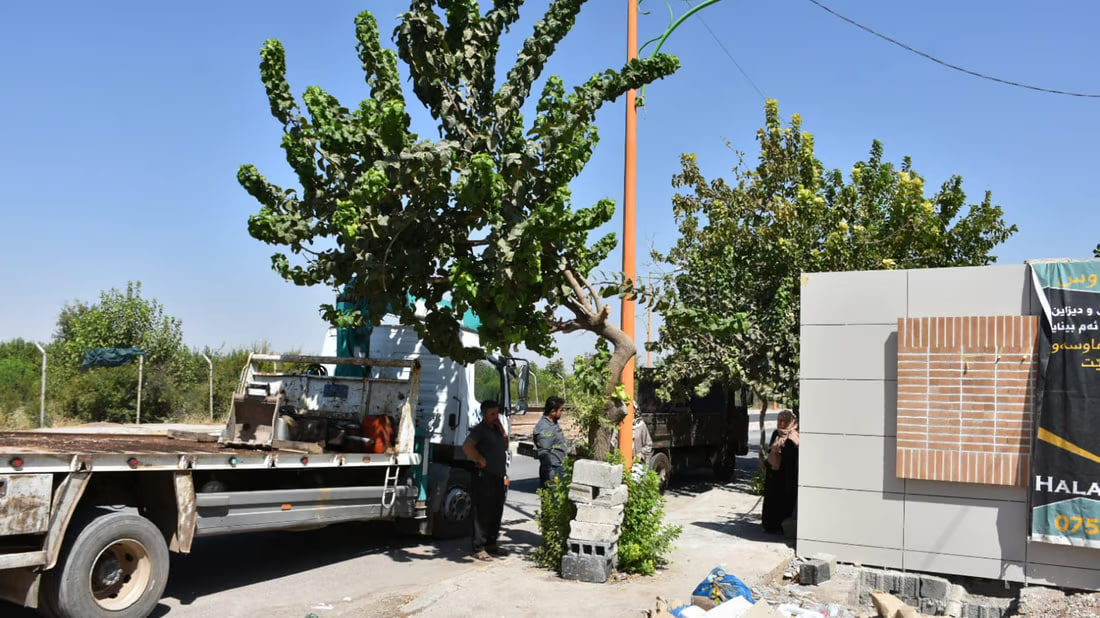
(775, 604, 824, 617)
(704, 596, 754, 617)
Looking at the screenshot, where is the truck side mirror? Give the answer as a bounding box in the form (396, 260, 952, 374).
(515, 363, 530, 415)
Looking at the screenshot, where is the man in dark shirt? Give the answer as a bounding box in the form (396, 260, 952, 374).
(462, 399, 509, 560)
(534, 396, 567, 489)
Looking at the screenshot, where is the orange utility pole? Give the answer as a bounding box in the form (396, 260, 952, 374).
(618, 0, 638, 466)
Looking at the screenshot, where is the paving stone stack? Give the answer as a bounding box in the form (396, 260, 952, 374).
(561, 459, 627, 583)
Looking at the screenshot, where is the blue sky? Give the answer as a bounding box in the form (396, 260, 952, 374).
(1, 0, 1097, 365)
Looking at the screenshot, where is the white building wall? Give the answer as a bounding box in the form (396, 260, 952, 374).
(797, 264, 1100, 589)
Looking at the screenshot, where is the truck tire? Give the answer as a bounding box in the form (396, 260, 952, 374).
(431, 471, 473, 539)
(649, 452, 671, 493)
(712, 444, 736, 484)
(41, 509, 169, 618)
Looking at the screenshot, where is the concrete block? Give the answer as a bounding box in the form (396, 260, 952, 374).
(861, 568, 885, 590)
(572, 460, 623, 489)
(569, 520, 620, 543)
(883, 570, 901, 593)
(561, 552, 613, 583)
(799, 558, 832, 586)
(812, 552, 837, 573)
(592, 483, 628, 506)
(920, 598, 945, 616)
(979, 605, 1006, 618)
(569, 483, 599, 503)
(575, 503, 624, 525)
(920, 574, 952, 603)
(898, 573, 919, 602)
(567, 538, 617, 559)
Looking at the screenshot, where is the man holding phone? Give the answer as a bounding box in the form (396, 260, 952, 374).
(462, 399, 509, 560)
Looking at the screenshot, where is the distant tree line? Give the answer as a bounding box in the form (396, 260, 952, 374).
(0, 282, 280, 429)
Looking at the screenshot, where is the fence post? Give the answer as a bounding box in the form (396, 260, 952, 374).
(33, 342, 46, 427)
(136, 354, 143, 424)
(202, 353, 213, 421)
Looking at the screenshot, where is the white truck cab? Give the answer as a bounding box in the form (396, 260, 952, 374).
(320, 317, 529, 537)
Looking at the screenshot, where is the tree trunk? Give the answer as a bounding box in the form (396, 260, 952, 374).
(757, 393, 768, 468)
(589, 321, 636, 461)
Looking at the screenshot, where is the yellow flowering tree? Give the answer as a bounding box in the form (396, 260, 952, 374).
(648, 100, 1016, 453)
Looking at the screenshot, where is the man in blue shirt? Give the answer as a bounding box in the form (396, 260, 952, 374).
(534, 396, 568, 489)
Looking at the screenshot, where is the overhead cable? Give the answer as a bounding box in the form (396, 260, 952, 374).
(806, 0, 1100, 98)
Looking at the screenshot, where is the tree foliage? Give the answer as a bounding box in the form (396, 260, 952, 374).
(240, 2, 678, 458)
(615, 454, 681, 575)
(0, 339, 42, 425)
(53, 282, 184, 371)
(650, 100, 1017, 406)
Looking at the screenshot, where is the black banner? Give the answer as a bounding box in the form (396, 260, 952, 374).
(1030, 260, 1100, 547)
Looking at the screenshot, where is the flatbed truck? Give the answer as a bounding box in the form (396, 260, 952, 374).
(0, 323, 529, 617)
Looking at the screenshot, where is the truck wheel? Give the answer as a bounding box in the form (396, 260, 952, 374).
(649, 452, 671, 493)
(432, 473, 473, 539)
(42, 509, 169, 618)
(712, 444, 736, 483)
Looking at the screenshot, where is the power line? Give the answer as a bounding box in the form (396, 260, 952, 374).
(683, 1, 768, 101)
(806, 0, 1100, 99)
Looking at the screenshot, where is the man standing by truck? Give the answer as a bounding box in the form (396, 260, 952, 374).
(462, 400, 509, 560)
(535, 396, 568, 488)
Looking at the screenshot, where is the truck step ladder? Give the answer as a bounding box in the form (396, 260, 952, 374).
(381, 465, 400, 509)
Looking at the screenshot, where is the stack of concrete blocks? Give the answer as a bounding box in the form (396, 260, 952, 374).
(561, 459, 628, 583)
(858, 567, 954, 615)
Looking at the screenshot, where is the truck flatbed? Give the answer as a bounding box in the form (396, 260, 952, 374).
(0, 431, 418, 473)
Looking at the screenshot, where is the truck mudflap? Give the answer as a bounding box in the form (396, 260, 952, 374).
(0, 474, 52, 536)
(0, 472, 90, 610)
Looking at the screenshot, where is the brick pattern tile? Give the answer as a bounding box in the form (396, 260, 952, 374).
(896, 316, 1038, 487)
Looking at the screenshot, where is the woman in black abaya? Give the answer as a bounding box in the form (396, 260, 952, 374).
(762, 409, 799, 535)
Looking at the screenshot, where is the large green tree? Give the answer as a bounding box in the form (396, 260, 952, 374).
(239, 1, 678, 456)
(50, 282, 188, 424)
(649, 100, 1016, 451)
(53, 282, 184, 370)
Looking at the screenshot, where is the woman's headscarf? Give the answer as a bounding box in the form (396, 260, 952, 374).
(777, 409, 798, 429)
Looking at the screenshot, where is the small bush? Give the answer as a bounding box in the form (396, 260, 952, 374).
(616, 456, 682, 575)
(533, 457, 576, 572)
(533, 453, 681, 576)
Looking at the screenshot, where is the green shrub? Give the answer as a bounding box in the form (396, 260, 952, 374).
(533, 452, 681, 576)
(616, 456, 682, 575)
(533, 457, 576, 572)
